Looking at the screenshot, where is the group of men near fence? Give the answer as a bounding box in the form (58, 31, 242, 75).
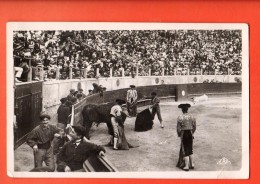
(26, 84, 196, 172)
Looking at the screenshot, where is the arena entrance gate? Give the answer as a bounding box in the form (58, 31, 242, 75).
(14, 81, 43, 149)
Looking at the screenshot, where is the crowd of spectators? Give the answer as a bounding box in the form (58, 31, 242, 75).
(13, 29, 242, 82)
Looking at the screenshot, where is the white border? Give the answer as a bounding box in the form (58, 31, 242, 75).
(7, 22, 249, 179)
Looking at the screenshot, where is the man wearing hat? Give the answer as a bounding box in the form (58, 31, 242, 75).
(151, 92, 164, 128)
(176, 103, 196, 171)
(126, 85, 138, 117)
(27, 113, 62, 172)
(76, 88, 87, 101)
(67, 89, 76, 102)
(56, 125, 105, 172)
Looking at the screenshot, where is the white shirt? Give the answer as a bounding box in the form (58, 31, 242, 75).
(110, 105, 122, 117)
(126, 89, 138, 103)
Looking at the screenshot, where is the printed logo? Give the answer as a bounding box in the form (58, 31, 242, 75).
(217, 157, 231, 165)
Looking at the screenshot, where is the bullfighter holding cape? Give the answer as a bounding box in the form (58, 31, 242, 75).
(110, 99, 133, 150)
(176, 103, 196, 171)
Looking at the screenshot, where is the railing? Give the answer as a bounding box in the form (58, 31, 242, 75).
(83, 155, 118, 172)
(16, 58, 239, 83)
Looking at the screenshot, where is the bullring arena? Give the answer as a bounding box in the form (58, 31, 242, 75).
(13, 77, 242, 172)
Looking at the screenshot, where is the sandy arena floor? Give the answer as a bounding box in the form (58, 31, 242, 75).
(14, 96, 242, 172)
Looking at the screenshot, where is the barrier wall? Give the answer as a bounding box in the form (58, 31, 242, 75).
(71, 83, 242, 126)
(41, 75, 241, 126)
(43, 75, 241, 108)
(187, 83, 242, 96)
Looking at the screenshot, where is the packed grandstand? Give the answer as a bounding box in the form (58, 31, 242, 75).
(13, 30, 242, 82)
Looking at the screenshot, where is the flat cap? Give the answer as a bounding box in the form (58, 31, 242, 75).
(39, 113, 51, 120)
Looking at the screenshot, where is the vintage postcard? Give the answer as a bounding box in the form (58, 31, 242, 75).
(7, 22, 249, 178)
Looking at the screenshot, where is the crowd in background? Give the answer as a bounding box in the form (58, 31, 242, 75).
(13, 29, 242, 82)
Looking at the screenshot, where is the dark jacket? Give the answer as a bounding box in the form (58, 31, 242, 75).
(27, 124, 60, 148)
(56, 140, 105, 171)
(57, 104, 71, 124)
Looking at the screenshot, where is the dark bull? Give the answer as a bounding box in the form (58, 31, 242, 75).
(82, 102, 127, 139)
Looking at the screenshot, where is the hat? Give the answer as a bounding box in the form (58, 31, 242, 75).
(39, 113, 51, 120)
(70, 89, 75, 93)
(130, 85, 136, 88)
(116, 99, 125, 105)
(60, 97, 67, 104)
(78, 88, 83, 91)
(72, 125, 86, 137)
(178, 103, 191, 111)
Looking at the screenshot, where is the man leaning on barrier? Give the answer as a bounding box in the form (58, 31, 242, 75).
(56, 125, 106, 172)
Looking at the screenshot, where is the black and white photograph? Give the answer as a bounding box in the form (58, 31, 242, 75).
(7, 22, 249, 178)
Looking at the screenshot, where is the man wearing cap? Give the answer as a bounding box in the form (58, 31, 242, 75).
(27, 113, 62, 172)
(176, 103, 196, 171)
(56, 125, 105, 172)
(67, 89, 76, 102)
(126, 85, 138, 117)
(76, 88, 87, 101)
(151, 92, 164, 128)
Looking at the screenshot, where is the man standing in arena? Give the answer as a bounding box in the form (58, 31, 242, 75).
(126, 85, 138, 117)
(176, 103, 196, 171)
(56, 125, 105, 172)
(27, 113, 62, 172)
(110, 99, 126, 150)
(151, 92, 164, 128)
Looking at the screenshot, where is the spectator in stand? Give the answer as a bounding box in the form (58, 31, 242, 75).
(13, 30, 242, 80)
(14, 66, 23, 83)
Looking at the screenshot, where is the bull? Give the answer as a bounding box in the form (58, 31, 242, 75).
(82, 102, 127, 139)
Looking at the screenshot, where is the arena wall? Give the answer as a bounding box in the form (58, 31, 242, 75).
(43, 75, 241, 107)
(42, 75, 242, 123)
